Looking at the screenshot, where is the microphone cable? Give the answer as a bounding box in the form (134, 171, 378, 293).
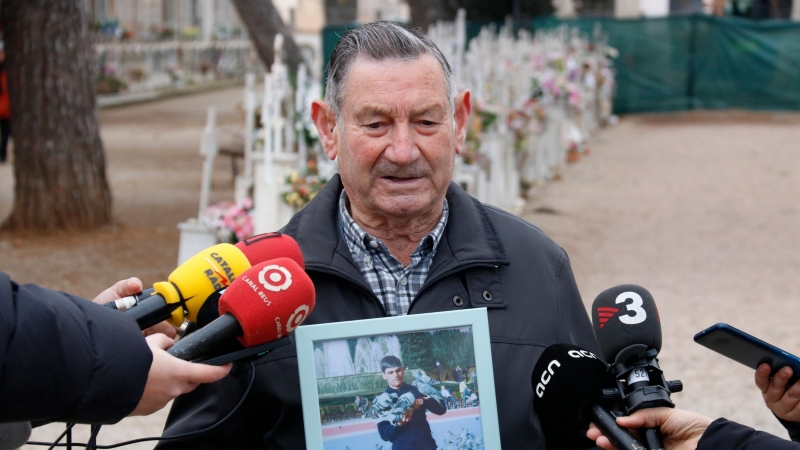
(27, 361, 256, 450)
(46, 423, 75, 450)
(85, 425, 101, 450)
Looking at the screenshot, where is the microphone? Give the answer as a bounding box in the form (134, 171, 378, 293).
(532, 343, 645, 450)
(591, 285, 683, 450)
(235, 232, 305, 269)
(168, 257, 315, 361)
(195, 232, 305, 329)
(112, 233, 304, 330)
(124, 243, 251, 329)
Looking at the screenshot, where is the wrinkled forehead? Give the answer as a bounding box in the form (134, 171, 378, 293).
(340, 55, 450, 112)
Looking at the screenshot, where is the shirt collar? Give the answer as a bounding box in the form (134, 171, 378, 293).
(338, 190, 449, 261)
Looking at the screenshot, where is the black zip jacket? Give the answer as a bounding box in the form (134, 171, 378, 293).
(157, 175, 599, 449)
(698, 418, 800, 449)
(0, 271, 152, 424)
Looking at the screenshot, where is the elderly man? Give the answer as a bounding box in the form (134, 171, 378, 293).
(158, 21, 597, 449)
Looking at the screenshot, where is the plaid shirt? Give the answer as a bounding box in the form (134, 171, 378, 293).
(339, 191, 448, 316)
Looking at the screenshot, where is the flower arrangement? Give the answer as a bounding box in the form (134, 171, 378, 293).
(96, 65, 127, 94)
(282, 162, 327, 208)
(166, 65, 186, 83)
(464, 102, 499, 164)
(507, 98, 547, 151)
(203, 198, 254, 243)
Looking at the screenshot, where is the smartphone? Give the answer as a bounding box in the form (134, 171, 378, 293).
(694, 323, 800, 377)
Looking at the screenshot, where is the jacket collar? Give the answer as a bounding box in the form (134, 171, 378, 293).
(282, 174, 509, 280)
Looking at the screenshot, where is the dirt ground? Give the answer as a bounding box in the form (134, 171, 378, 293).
(2, 88, 800, 447)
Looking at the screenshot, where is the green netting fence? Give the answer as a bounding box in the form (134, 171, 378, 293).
(534, 15, 800, 113)
(323, 16, 800, 114)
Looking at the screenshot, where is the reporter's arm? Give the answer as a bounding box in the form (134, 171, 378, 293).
(131, 334, 230, 416)
(1, 272, 232, 424)
(698, 418, 800, 449)
(587, 407, 710, 450)
(91, 277, 178, 338)
(96, 279, 231, 416)
(588, 407, 800, 450)
(0, 271, 152, 423)
(755, 363, 800, 442)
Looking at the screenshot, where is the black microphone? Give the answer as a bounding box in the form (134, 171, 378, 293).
(125, 293, 182, 330)
(532, 343, 646, 450)
(591, 285, 683, 450)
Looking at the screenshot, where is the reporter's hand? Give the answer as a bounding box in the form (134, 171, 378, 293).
(92, 277, 143, 305)
(92, 277, 177, 338)
(756, 363, 800, 422)
(129, 334, 232, 416)
(587, 407, 712, 450)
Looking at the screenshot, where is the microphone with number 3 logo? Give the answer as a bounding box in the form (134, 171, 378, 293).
(591, 285, 684, 450)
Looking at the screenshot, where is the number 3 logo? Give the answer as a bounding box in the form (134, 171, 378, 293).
(615, 291, 647, 325)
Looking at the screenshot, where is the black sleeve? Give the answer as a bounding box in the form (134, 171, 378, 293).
(423, 395, 446, 416)
(0, 271, 152, 424)
(378, 419, 397, 442)
(777, 416, 800, 442)
(698, 418, 800, 450)
(556, 250, 601, 354)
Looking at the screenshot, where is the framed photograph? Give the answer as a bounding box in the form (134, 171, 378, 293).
(295, 308, 501, 450)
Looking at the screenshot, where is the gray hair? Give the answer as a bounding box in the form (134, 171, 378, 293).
(324, 21, 457, 120)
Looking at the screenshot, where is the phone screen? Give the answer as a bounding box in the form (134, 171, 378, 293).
(694, 323, 800, 377)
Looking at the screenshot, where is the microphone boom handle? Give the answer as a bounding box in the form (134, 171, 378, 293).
(168, 313, 243, 361)
(126, 295, 179, 330)
(643, 428, 664, 450)
(586, 403, 646, 450)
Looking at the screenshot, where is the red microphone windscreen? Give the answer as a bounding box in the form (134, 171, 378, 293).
(235, 232, 305, 269)
(219, 257, 315, 348)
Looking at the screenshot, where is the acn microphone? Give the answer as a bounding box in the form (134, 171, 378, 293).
(168, 257, 315, 361)
(591, 285, 683, 450)
(532, 343, 645, 450)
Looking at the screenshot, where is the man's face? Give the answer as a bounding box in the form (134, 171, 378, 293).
(313, 55, 470, 221)
(382, 366, 405, 390)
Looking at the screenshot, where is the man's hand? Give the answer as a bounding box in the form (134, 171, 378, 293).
(397, 408, 414, 426)
(397, 399, 426, 426)
(756, 363, 800, 422)
(129, 334, 232, 416)
(92, 277, 177, 338)
(587, 407, 712, 450)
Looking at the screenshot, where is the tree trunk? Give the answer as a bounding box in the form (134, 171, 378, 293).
(1, 0, 112, 232)
(230, 0, 302, 75)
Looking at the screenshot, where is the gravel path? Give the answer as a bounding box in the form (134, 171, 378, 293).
(2, 92, 799, 447)
(524, 111, 800, 438)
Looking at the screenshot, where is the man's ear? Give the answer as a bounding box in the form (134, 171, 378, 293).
(453, 89, 472, 155)
(311, 99, 338, 160)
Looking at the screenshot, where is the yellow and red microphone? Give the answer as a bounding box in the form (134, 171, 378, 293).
(116, 233, 304, 330)
(167, 258, 316, 361)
